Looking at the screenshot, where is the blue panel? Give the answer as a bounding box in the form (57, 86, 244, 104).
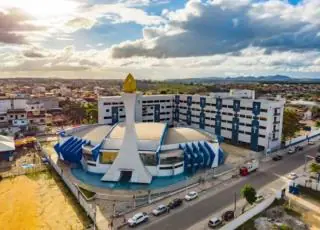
(252, 101, 261, 116)
(232, 117, 239, 144)
(92, 144, 101, 161)
(250, 119, 260, 151)
(187, 96, 192, 106)
(204, 142, 215, 167)
(187, 109, 192, 125)
(175, 107, 179, 122)
(154, 104, 160, 122)
(198, 142, 210, 167)
(215, 114, 221, 136)
(199, 111, 205, 129)
(200, 97, 206, 108)
(111, 106, 118, 124)
(175, 95, 180, 104)
(60, 137, 74, 152)
(216, 98, 222, 110)
(233, 100, 240, 112)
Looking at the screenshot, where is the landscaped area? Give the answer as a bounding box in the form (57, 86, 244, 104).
(237, 198, 320, 230)
(0, 171, 92, 230)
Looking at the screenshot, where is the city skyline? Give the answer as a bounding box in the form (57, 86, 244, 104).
(1, 0, 320, 79)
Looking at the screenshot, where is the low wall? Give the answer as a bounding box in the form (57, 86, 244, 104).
(285, 129, 320, 147)
(220, 196, 275, 230)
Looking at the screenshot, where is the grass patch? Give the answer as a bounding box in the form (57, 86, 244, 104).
(78, 186, 96, 199)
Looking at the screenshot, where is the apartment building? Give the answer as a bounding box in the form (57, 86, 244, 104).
(98, 90, 285, 152)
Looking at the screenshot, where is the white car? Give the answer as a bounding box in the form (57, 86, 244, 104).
(127, 212, 149, 227)
(287, 172, 298, 180)
(288, 148, 295, 154)
(255, 195, 264, 203)
(308, 141, 315, 145)
(185, 191, 198, 201)
(208, 217, 222, 228)
(152, 204, 168, 216)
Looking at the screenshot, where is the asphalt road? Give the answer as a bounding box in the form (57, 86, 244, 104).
(144, 145, 319, 230)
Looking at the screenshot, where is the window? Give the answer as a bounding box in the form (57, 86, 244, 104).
(103, 102, 111, 106)
(105, 109, 109, 112)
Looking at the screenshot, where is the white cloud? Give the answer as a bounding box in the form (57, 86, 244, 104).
(111, 0, 320, 58)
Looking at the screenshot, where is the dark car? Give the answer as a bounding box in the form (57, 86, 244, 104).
(295, 145, 303, 151)
(222, 210, 234, 222)
(315, 155, 320, 164)
(272, 155, 283, 161)
(168, 198, 183, 209)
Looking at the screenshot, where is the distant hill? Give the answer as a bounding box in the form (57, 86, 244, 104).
(167, 75, 320, 84)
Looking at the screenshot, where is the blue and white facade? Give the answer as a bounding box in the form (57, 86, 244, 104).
(99, 90, 285, 152)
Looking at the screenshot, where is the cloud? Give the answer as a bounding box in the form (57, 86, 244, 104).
(83, 3, 165, 26)
(1, 45, 101, 71)
(65, 17, 97, 32)
(111, 0, 320, 58)
(0, 8, 45, 44)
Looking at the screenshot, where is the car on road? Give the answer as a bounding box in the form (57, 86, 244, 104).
(127, 212, 149, 227)
(272, 155, 283, 161)
(295, 145, 303, 151)
(255, 195, 264, 203)
(288, 148, 295, 154)
(185, 191, 198, 201)
(168, 198, 183, 209)
(152, 205, 168, 216)
(308, 141, 315, 145)
(208, 217, 222, 228)
(222, 210, 234, 222)
(287, 172, 298, 180)
(315, 155, 320, 163)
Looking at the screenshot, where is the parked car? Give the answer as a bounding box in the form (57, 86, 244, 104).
(315, 155, 320, 163)
(255, 195, 264, 203)
(287, 172, 298, 180)
(152, 205, 168, 216)
(168, 198, 183, 209)
(208, 217, 222, 228)
(222, 210, 234, 222)
(185, 191, 198, 201)
(295, 145, 303, 151)
(308, 141, 315, 145)
(272, 155, 283, 161)
(127, 212, 149, 227)
(288, 148, 295, 154)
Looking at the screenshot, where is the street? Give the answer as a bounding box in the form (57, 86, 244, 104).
(142, 145, 319, 230)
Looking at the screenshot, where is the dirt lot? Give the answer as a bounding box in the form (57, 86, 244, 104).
(221, 143, 257, 166)
(0, 172, 92, 230)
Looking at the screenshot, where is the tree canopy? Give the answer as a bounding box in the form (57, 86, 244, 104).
(241, 184, 257, 205)
(282, 109, 300, 141)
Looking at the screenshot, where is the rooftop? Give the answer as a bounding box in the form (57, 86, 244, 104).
(73, 125, 112, 145)
(109, 122, 166, 141)
(164, 127, 212, 145)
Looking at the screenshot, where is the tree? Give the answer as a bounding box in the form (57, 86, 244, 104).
(310, 163, 320, 174)
(241, 184, 257, 213)
(84, 103, 98, 124)
(241, 184, 257, 205)
(282, 109, 300, 141)
(311, 106, 320, 119)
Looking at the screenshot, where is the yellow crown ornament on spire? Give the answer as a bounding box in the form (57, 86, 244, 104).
(123, 73, 137, 93)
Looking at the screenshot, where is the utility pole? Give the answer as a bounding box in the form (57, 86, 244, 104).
(234, 192, 237, 212)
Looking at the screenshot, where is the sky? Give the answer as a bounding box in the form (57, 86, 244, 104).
(0, 0, 320, 80)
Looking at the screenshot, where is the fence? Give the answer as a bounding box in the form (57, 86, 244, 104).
(220, 196, 275, 230)
(46, 155, 97, 227)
